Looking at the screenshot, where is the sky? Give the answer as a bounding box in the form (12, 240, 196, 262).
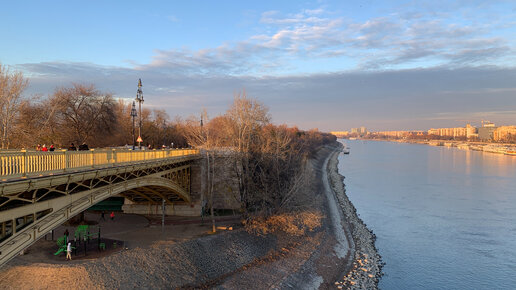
(1, 0, 516, 131)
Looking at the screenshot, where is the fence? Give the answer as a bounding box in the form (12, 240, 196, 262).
(0, 149, 199, 180)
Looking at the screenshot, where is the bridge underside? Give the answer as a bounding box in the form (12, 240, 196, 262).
(0, 156, 199, 267)
(121, 185, 187, 204)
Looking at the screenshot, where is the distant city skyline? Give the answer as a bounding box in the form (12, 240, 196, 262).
(1, 1, 516, 131)
(337, 119, 515, 133)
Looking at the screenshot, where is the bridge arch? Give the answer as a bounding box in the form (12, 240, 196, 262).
(0, 151, 200, 267)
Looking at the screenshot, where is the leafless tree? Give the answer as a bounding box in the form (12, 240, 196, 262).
(181, 109, 222, 232)
(0, 64, 29, 149)
(50, 83, 117, 146)
(225, 93, 270, 214)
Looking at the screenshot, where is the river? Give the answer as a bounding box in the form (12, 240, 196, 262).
(337, 139, 516, 289)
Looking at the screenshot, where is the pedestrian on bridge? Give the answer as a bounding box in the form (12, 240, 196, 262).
(79, 142, 89, 151)
(68, 143, 76, 151)
(110, 211, 115, 221)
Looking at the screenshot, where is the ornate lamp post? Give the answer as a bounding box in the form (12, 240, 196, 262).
(135, 79, 144, 149)
(200, 113, 203, 135)
(130, 101, 137, 150)
(162, 120, 166, 148)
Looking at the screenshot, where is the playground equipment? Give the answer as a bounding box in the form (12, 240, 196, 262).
(54, 225, 102, 257)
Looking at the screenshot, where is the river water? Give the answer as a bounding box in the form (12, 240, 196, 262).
(337, 139, 516, 289)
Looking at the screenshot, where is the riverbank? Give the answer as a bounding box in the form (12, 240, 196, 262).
(0, 142, 378, 289)
(327, 144, 383, 289)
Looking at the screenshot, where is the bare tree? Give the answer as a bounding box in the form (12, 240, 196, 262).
(225, 93, 270, 214)
(181, 109, 221, 232)
(0, 64, 29, 149)
(50, 83, 117, 146)
(13, 97, 57, 148)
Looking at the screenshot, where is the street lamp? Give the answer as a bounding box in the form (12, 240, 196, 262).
(135, 79, 144, 149)
(130, 101, 137, 150)
(200, 113, 203, 135)
(162, 120, 166, 148)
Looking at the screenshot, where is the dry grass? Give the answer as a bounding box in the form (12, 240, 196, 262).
(244, 211, 324, 236)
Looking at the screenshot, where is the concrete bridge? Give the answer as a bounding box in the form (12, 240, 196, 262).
(0, 148, 200, 267)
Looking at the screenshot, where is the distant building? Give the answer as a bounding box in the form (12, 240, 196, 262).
(359, 127, 368, 135)
(478, 121, 497, 141)
(375, 130, 410, 138)
(374, 130, 425, 138)
(493, 126, 516, 142)
(351, 128, 359, 134)
(466, 123, 478, 139)
(427, 124, 477, 139)
(482, 120, 496, 128)
(330, 131, 349, 138)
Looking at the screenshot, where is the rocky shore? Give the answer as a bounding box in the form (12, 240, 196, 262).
(327, 145, 384, 289)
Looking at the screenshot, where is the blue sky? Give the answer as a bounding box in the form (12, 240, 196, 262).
(1, 0, 516, 131)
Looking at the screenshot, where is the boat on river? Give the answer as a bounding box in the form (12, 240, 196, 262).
(342, 143, 350, 154)
(505, 148, 516, 156)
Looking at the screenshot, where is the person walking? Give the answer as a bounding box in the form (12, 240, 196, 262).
(100, 211, 105, 221)
(41, 144, 48, 152)
(66, 242, 72, 260)
(49, 144, 55, 151)
(36, 144, 41, 151)
(110, 211, 115, 221)
(68, 143, 76, 151)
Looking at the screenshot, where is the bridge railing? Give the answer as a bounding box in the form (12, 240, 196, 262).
(0, 149, 199, 180)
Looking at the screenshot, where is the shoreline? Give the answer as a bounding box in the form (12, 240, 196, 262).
(327, 144, 383, 289)
(348, 138, 516, 156)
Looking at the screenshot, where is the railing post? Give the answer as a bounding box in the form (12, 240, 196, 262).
(64, 150, 69, 172)
(22, 149, 27, 177)
(91, 149, 95, 168)
(112, 149, 116, 167)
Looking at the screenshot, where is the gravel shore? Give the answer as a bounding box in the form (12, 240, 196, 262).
(327, 145, 384, 289)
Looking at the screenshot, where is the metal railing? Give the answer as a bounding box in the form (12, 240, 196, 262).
(0, 149, 199, 180)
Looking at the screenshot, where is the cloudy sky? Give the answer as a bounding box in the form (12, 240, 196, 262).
(1, 0, 516, 131)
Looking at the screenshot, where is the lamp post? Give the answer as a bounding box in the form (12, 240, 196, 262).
(135, 79, 144, 149)
(130, 101, 137, 150)
(162, 120, 166, 148)
(200, 114, 203, 135)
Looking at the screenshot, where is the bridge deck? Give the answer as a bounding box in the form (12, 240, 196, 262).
(0, 148, 199, 181)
